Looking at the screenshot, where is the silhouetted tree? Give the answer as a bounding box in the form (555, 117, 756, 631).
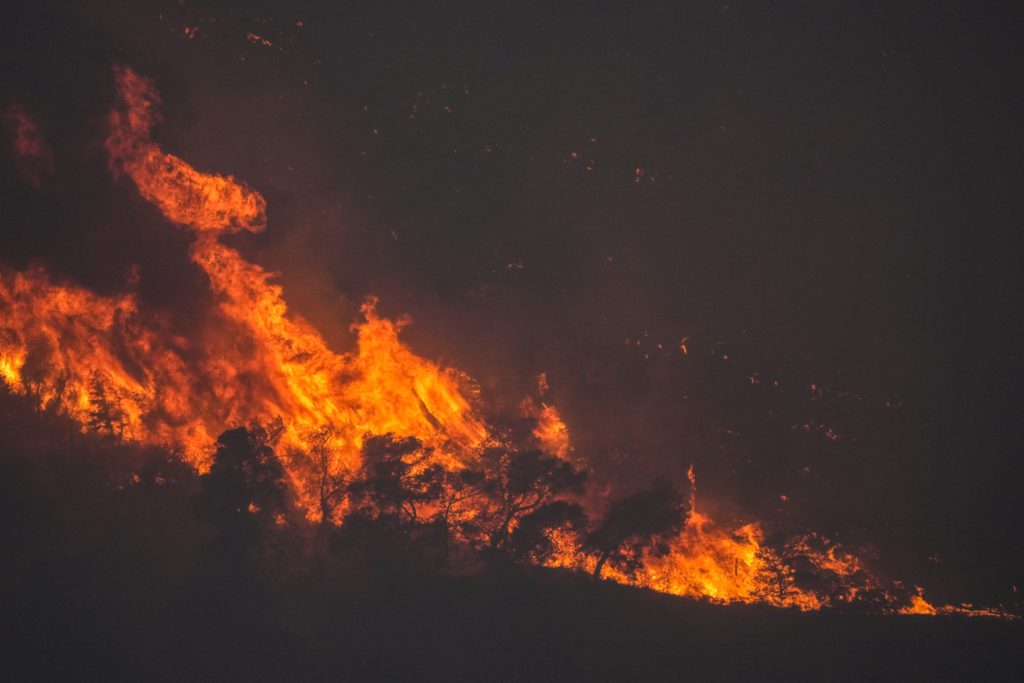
(86, 372, 124, 437)
(754, 545, 798, 605)
(302, 425, 346, 526)
(508, 500, 586, 563)
(18, 338, 55, 410)
(195, 422, 290, 568)
(345, 434, 444, 532)
(480, 445, 588, 555)
(433, 466, 487, 558)
(586, 478, 686, 579)
(779, 535, 882, 610)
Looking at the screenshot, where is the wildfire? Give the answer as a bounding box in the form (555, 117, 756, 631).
(0, 66, 1015, 619)
(2, 66, 489, 520)
(899, 587, 1018, 619)
(900, 587, 939, 615)
(521, 396, 571, 460)
(546, 467, 831, 610)
(106, 66, 267, 234)
(107, 64, 492, 489)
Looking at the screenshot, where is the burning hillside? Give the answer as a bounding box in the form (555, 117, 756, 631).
(0, 65, 1016, 621)
(4, 66, 490, 492)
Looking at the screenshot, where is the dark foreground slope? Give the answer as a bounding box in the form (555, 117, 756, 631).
(1, 396, 1021, 682)
(4, 562, 1022, 682)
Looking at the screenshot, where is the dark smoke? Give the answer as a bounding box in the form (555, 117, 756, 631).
(1, 0, 1022, 608)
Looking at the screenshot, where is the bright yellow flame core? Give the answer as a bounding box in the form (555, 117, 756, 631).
(0, 67, 1015, 619)
(546, 485, 824, 610)
(1, 66, 489, 522)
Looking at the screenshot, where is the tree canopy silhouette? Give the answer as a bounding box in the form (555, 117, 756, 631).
(194, 421, 290, 566)
(297, 424, 347, 526)
(508, 499, 586, 563)
(480, 445, 588, 555)
(586, 478, 687, 579)
(345, 434, 445, 532)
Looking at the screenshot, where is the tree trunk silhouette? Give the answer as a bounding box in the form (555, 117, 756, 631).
(593, 550, 613, 579)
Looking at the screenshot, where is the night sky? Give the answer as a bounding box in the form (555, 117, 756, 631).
(2, 1, 1022, 601)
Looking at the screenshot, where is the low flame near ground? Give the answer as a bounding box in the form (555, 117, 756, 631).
(0, 67, 1014, 618)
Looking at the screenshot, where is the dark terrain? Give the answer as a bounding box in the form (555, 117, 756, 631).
(3, 3, 1024, 680)
(1, 391, 1020, 682)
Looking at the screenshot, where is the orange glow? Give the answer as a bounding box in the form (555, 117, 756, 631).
(521, 396, 571, 459)
(4, 103, 54, 187)
(0, 265, 210, 450)
(899, 587, 938, 615)
(0, 67, 1015, 619)
(898, 587, 1018, 619)
(1, 66, 490, 521)
(549, 467, 893, 611)
(107, 66, 490, 511)
(633, 469, 823, 609)
(106, 66, 267, 234)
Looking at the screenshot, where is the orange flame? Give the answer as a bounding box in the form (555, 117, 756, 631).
(897, 587, 1017, 619)
(0, 67, 1015, 619)
(520, 396, 571, 460)
(549, 468, 878, 611)
(106, 66, 491, 503)
(106, 66, 266, 234)
(2, 66, 490, 521)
